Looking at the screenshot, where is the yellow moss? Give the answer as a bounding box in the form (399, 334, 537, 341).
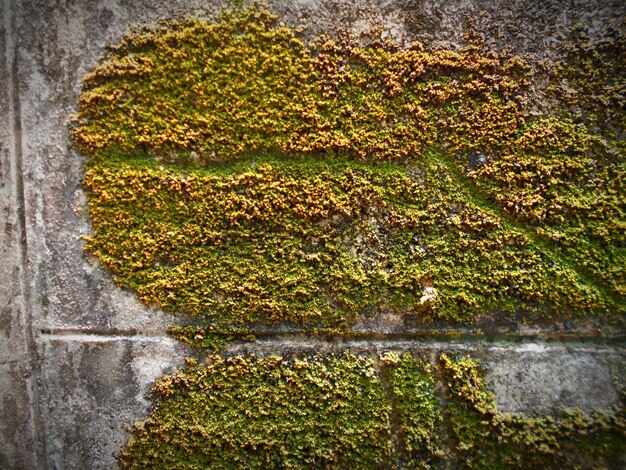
(120, 351, 625, 468)
(72, 4, 624, 347)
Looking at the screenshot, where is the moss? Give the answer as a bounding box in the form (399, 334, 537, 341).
(120, 353, 393, 469)
(70, 5, 625, 466)
(440, 353, 626, 468)
(83, 153, 613, 347)
(120, 351, 625, 468)
(380, 352, 445, 468)
(72, 4, 624, 343)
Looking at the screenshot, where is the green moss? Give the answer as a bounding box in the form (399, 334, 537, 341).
(120, 351, 625, 468)
(73, 4, 624, 344)
(120, 353, 393, 469)
(440, 353, 626, 468)
(380, 352, 445, 468)
(71, 5, 625, 466)
(83, 153, 613, 347)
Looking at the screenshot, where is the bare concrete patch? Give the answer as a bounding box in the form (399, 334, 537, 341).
(485, 345, 624, 414)
(39, 335, 189, 470)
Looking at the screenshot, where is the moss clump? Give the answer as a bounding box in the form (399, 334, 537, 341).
(72, 4, 624, 342)
(120, 353, 393, 469)
(381, 352, 445, 468)
(120, 351, 625, 468)
(84, 153, 611, 346)
(70, 7, 533, 164)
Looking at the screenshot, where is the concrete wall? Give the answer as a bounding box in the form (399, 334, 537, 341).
(0, 1, 623, 468)
(1, 0, 42, 466)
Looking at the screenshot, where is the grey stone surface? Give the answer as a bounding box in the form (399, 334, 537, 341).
(16, 0, 625, 333)
(0, 0, 41, 467)
(271, 0, 625, 51)
(484, 343, 625, 413)
(39, 334, 189, 470)
(0, 0, 624, 468)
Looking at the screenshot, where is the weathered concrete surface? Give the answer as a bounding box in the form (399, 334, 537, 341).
(0, 1, 42, 467)
(272, 0, 625, 52)
(39, 335, 189, 470)
(17, 0, 222, 333)
(0, 0, 624, 468)
(484, 343, 625, 414)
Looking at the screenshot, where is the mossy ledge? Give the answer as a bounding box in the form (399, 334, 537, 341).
(120, 351, 625, 469)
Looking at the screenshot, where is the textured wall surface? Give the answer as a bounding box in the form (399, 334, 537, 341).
(0, 1, 624, 468)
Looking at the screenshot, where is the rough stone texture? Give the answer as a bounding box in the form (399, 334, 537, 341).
(0, 1, 42, 467)
(271, 0, 625, 52)
(13, 0, 626, 333)
(39, 335, 190, 470)
(484, 344, 625, 414)
(0, 0, 624, 468)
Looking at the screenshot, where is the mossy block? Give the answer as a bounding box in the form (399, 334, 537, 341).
(380, 351, 445, 467)
(120, 351, 625, 468)
(120, 353, 394, 469)
(72, 4, 624, 344)
(440, 353, 626, 468)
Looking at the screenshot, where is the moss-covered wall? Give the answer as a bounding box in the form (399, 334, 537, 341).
(2, 0, 623, 468)
(65, 4, 626, 466)
(120, 351, 624, 468)
(72, 5, 623, 345)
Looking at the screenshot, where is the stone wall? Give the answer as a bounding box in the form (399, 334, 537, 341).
(0, 1, 623, 468)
